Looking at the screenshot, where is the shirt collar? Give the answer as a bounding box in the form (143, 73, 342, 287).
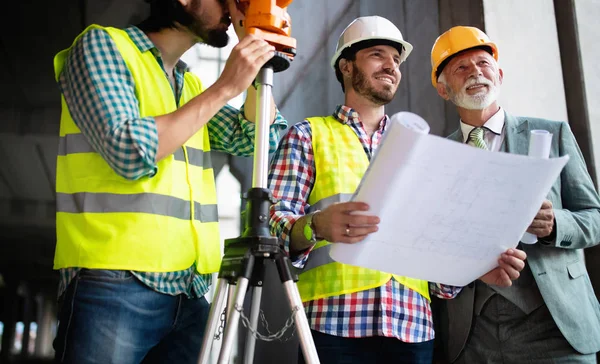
(460, 107, 505, 143)
(333, 104, 389, 131)
(125, 26, 189, 72)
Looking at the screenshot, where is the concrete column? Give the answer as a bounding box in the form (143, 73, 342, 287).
(34, 294, 56, 358)
(19, 291, 32, 357)
(0, 279, 19, 362)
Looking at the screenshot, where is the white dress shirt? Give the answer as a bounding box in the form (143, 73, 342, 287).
(460, 107, 506, 152)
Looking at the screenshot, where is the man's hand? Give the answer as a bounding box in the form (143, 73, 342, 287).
(479, 248, 527, 287)
(526, 199, 555, 238)
(214, 34, 275, 100)
(313, 202, 380, 244)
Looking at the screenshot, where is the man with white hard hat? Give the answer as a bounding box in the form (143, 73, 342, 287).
(268, 17, 525, 364)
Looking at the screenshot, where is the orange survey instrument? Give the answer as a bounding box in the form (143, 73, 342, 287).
(238, 0, 297, 61)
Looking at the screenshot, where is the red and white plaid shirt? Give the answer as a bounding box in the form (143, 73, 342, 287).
(268, 105, 461, 342)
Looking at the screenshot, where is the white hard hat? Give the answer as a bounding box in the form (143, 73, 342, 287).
(330, 16, 413, 69)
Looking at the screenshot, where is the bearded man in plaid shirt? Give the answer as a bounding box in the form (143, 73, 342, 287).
(268, 16, 526, 364)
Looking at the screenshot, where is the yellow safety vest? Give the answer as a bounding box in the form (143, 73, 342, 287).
(53, 25, 221, 274)
(297, 116, 430, 302)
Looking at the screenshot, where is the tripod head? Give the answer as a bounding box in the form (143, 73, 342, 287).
(237, 0, 297, 71)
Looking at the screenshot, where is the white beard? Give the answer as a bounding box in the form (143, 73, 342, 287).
(449, 77, 500, 110)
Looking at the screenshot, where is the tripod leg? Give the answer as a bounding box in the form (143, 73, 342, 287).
(226, 284, 236, 322)
(282, 281, 320, 364)
(217, 275, 251, 364)
(275, 254, 320, 364)
(243, 286, 262, 364)
(198, 278, 229, 364)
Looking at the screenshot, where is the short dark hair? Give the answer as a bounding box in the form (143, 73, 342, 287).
(137, 0, 196, 33)
(334, 39, 404, 93)
(435, 45, 493, 81)
(334, 49, 357, 93)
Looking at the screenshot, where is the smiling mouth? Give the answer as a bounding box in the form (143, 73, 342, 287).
(375, 76, 395, 85)
(466, 84, 488, 91)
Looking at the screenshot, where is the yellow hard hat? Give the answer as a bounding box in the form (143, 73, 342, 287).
(331, 16, 413, 69)
(430, 26, 498, 87)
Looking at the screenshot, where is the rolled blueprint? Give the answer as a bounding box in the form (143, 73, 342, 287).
(390, 112, 430, 135)
(521, 130, 553, 244)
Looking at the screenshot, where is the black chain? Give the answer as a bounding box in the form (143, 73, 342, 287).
(236, 304, 299, 342)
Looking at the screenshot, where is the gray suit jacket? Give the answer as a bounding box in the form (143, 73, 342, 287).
(438, 112, 600, 362)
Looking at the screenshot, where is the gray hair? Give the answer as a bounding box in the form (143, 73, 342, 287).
(437, 71, 446, 85)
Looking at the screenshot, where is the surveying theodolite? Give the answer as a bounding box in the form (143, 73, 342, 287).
(197, 1, 320, 363)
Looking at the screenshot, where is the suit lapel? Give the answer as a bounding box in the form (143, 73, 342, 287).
(503, 113, 537, 256)
(448, 129, 463, 143)
(504, 112, 529, 155)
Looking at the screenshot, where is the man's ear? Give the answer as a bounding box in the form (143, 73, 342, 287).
(177, 0, 189, 7)
(498, 68, 504, 85)
(339, 59, 352, 77)
(436, 80, 450, 100)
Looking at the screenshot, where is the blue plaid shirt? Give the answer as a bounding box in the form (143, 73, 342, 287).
(57, 26, 287, 298)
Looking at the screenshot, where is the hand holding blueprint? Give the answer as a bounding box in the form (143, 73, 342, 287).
(329, 112, 569, 286)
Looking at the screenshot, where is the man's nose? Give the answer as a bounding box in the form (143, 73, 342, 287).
(382, 58, 398, 73)
(468, 63, 483, 78)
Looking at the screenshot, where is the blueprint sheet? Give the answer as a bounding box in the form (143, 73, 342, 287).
(329, 113, 569, 286)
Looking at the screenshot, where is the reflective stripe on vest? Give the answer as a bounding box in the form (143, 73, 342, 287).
(58, 134, 213, 170)
(296, 116, 431, 302)
(56, 192, 218, 222)
(301, 244, 333, 272)
(53, 24, 221, 274)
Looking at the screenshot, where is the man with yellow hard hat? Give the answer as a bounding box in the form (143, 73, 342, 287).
(268, 17, 526, 364)
(431, 26, 600, 363)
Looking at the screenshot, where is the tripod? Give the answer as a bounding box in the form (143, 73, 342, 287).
(197, 52, 320, 364)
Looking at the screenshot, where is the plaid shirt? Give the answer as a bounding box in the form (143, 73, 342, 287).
(268, 105, 461, 342)
(57, 26, 287, 299)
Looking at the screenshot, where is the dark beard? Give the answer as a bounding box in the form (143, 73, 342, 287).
(205, 29, 229, 48)
(188, 23, 229, 48)
(351, 66, 395, 105)
(182, 0, 230, 48)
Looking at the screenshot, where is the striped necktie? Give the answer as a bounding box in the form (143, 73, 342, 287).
(467, 127, 488, 150)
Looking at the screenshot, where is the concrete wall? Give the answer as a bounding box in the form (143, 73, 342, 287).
(483, 0, 568, 121)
